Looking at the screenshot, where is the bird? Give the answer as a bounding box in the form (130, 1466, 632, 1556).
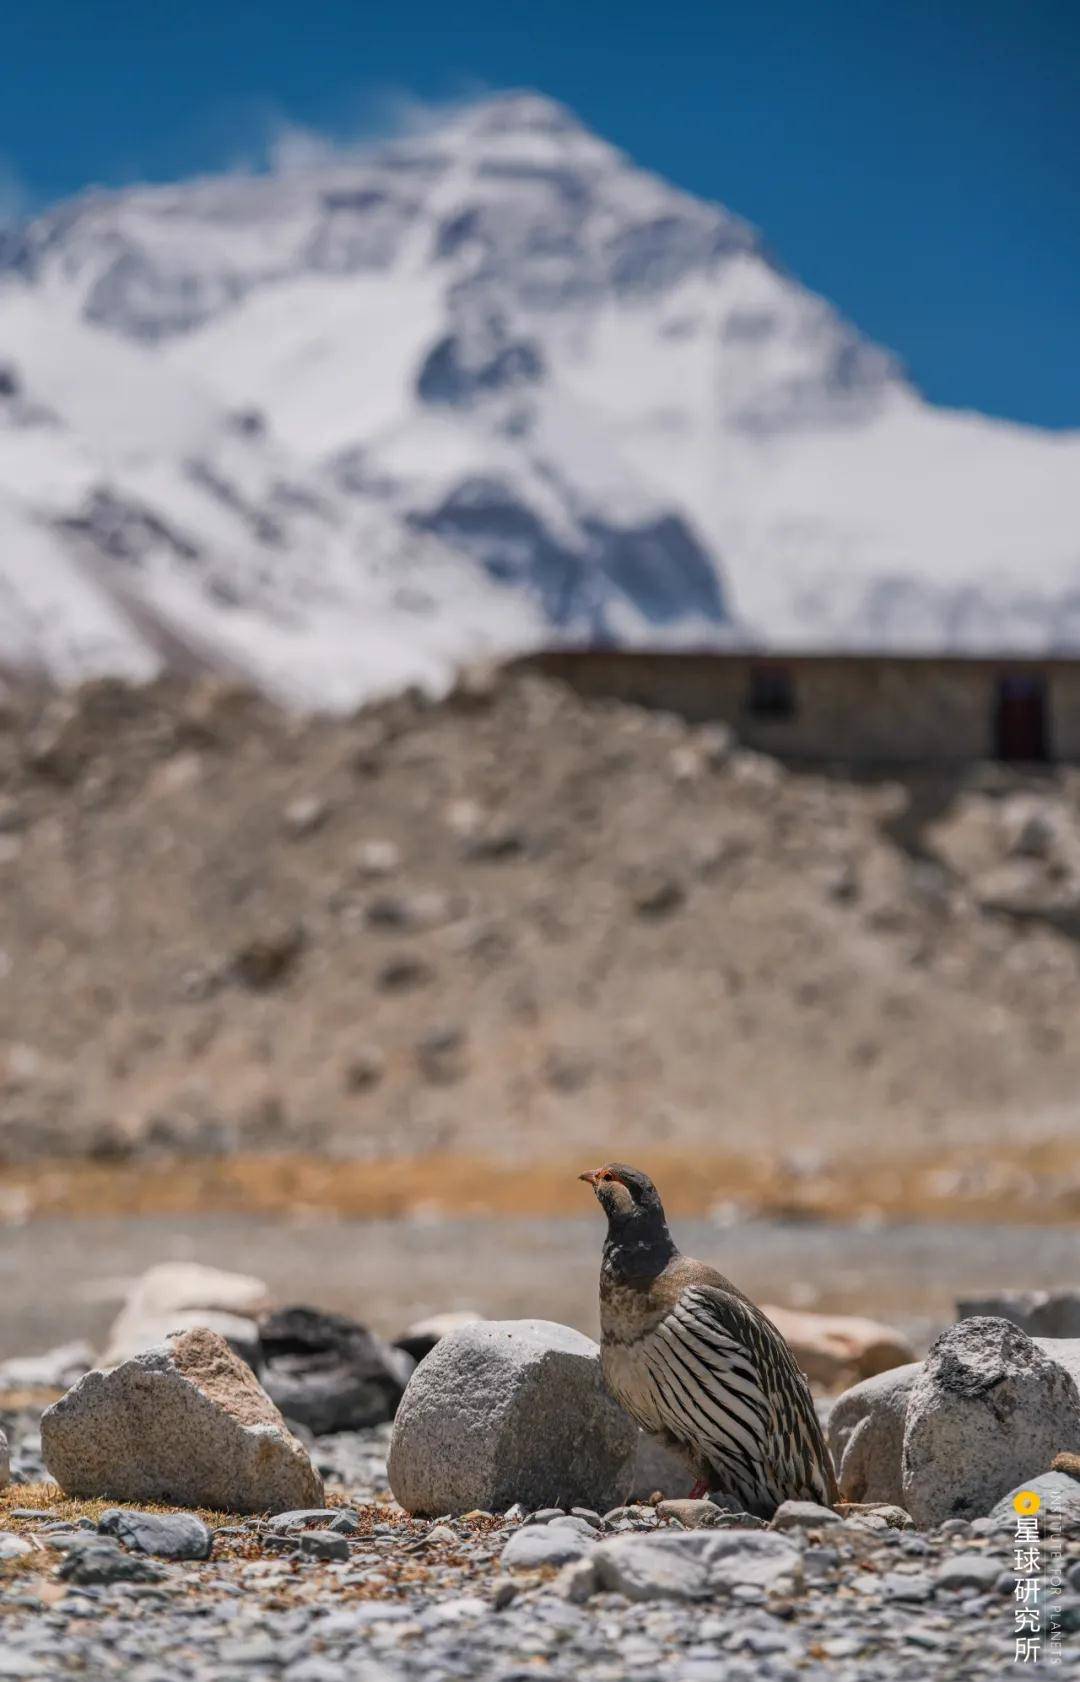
(580, 1162, 838, 1517)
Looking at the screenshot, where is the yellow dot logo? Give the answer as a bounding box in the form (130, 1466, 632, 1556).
(1013, 1490, 1041, 1515)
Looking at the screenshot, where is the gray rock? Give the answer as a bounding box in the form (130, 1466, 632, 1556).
(828, 1362, 921, 1505)
(265, 1508, 343, 1533)
(770, 1500, 842, 1531)
(394, 1311, 484, 1363)
(100, 1262, 267, 1368)
(387, 1319, 637, 1516)
(98, 1508, 212, 1559)
(959, 1290, 1080, 1340)
(294, 1530, 349, 1562)
(57, 1540, 165, 1585)
(988, 1472, 1080, 1530)
(629, 1429, 697, 1500)
(656, 1499, 726, 1529)
(902, 1318, 1080, 1527)
(259, 1306, 414, 1433)
(0, 1533, 32, 1559)
(0, 1341, 94, 1394)
(41, 1327, 324, 1514)
(0, 1426, 8, 1489)
(882, 1571, 933, 1602)
(934, 1552, 1003, 1592)
(583, 1528, 804, 1602)
(501, 1525, 596, 1569)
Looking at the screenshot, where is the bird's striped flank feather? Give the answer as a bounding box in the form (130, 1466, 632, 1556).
(604, 1283, 836, 1515)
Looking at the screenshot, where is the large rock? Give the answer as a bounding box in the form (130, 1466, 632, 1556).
(988, 1472, 1080, 1532)
(259, 1306, 414, 1433)
(42, 1327, 323, 1513)
(763, 1305, 915, 1388)
(901, 1318, 1080, 1527)
(828, 1363, 921, 1505)
(958, 1290, 1080, 1340)
(101, 1263, 268, 1367)
(387, 1319, 637, 1516)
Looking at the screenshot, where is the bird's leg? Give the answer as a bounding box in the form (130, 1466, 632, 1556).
(689, 1480, 709, 1500)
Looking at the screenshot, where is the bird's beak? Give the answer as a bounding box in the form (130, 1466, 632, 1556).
(578, 1169, 599, 1186)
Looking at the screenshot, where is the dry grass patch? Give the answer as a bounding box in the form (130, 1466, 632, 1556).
(5, 1139, 1080, 1226)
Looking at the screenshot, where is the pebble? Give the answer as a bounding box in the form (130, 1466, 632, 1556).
(294, 1530, 350, 1562)
(935, 1553, 1003, 1592)
(0, 1401, 1052, 1682)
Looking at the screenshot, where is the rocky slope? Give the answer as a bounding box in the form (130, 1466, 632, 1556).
(3, 667, 1080, 1169)
(2, 92, 1080, 705)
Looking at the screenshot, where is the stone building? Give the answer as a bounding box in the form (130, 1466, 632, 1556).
(513, 649, 1080, 765)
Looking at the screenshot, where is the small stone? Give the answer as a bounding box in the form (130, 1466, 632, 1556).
(501, 1525, 595, 1569)
(0, 1534, 32, 1559)
(353, 839, 401, 878)
(232, 921, 305, 990)
(415, 1025, 468, 1085)
(770, 1500, 842, 1532)
(491, 1576, 517, 1609)
(376, 955, 433, 992)
(97, 1509, 212, 1560)
(283, 796, 329, 838)
(589, 1529, 803, 1602)
(882, 1571, 934, 1602)
(935, 1553, 1002, 1592)
(342, 1048, 385, 1092)
(58, 1540, 165, 1586)
(656, 1499, 725, 1529)
(463, 824, 526, 862)
(294, 1530, 349, 1562)
(265, 1508, 343, 1533)
(632, 873, 685, 918)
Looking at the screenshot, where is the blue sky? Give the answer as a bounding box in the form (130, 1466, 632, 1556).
(3, 0, 1077, 428)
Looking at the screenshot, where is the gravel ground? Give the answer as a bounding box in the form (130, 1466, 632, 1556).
(3, 1411, 1077, 1681)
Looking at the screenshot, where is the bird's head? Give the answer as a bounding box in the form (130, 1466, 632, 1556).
(578, 1170, 666, 1237)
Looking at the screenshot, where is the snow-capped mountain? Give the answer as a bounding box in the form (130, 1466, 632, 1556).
(2, 91, 1079, 705)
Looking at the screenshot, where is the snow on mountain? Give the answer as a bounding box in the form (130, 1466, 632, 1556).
(2, 90, 1079, 705)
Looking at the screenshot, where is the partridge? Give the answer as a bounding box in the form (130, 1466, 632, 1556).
(581, 1162, 838, 1517)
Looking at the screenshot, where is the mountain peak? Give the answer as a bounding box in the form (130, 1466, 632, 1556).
(450, 90, 591, 140)
(1, 90, 1078, 705)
